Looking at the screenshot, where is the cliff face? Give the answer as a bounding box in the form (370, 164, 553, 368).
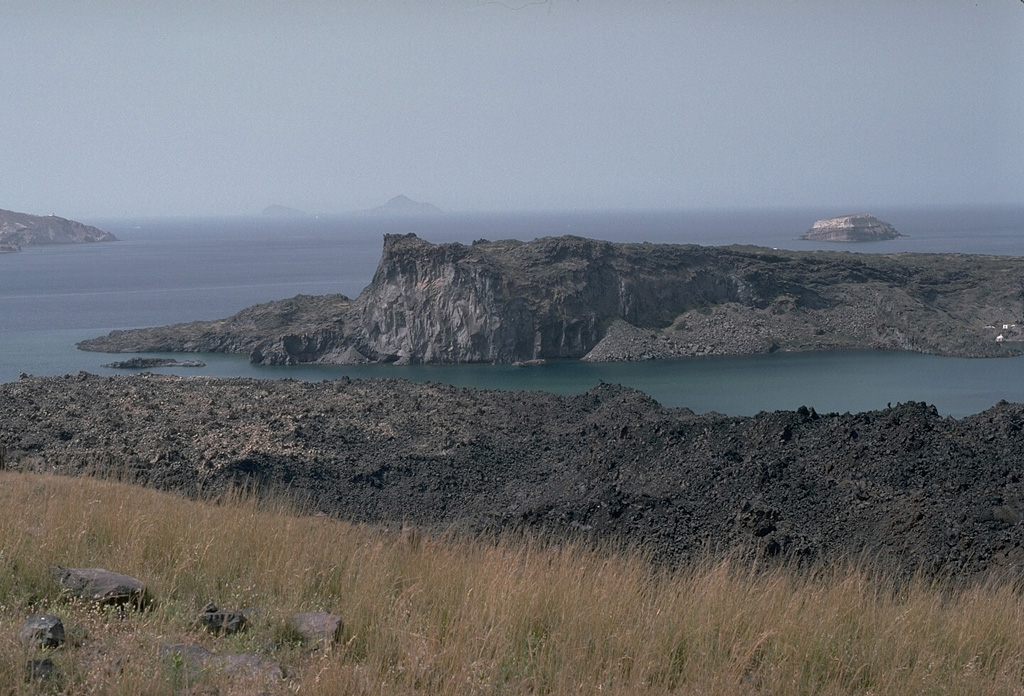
(0, 208, 117, 249)
(346, 234, 782, 364)
(79, 234, 1024, 364)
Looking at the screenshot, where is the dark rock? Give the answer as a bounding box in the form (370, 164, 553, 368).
(18, 614, 65, 648)
(102, 357, 206, 369)
(289, 611, 343, 647)
(7, 374, 1024, 578)
(200, 602, 247, 634)
(24, 658, 57, 682)
(51, 566, 147, 606)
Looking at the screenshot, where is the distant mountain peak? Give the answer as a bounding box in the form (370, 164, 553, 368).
(363, 195, 443, 216)
(262, 204, 307, 217)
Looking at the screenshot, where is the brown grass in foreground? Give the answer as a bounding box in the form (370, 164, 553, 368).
(1, 471, 1023, 695)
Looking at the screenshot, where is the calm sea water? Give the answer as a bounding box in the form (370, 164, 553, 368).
(2, 207, 1022, 417)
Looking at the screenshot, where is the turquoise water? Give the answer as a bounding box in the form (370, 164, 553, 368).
(39, 333, 1024, 419)
(3, 208, 1023, 417)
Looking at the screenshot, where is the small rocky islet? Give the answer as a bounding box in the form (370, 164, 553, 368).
(800, 213, 901, 242)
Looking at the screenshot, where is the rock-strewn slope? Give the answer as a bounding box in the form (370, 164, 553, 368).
(800, 214, 900, 242)
(0, 208, 116, 251)
(3, 373, 1024, 578)
(79, 234, 1023, 364)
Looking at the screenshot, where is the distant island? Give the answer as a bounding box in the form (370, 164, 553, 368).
(261, 204, 307, 217)
(800, 214, 900, 242)
(0, 208, 117, 252)
(359, 195, 443, 216)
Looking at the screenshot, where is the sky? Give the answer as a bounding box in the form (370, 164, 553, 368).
(1, 1, 1022, 218)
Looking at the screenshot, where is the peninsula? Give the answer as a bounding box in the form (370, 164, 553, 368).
(801, 214, 900, 242)
(0, 208, 117, 251)
(78, 234, 1024, 364)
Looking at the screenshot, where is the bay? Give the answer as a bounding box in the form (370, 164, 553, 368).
(2, 207, 1022, 417)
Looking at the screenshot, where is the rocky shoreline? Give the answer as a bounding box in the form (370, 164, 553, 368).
(78, 234, 1024, 365)
(4, 373, 1024, 578)
(102, 357, 206, 369)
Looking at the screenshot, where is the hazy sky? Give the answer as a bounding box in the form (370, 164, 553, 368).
(2, 1, 1022, 218)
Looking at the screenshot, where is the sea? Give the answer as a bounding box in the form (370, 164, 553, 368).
(2, 206, 1022, 418)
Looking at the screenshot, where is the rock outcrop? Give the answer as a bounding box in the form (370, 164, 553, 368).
(0, 208, 117, 249)
(19, 615, 65, 649)
(79, 234, 1024, 363)
(800, 214, 900, 242)
(102, 357, 206, 369)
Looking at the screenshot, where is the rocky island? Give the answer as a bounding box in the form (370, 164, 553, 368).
(0, 208, 117, 251)
(79, 233, 1024, 364)
(800, 213, 900, 242)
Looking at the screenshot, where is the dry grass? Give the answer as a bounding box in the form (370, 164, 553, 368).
(1, 470, 1024, 695)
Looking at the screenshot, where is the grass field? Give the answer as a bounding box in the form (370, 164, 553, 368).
(2, 470, 1023, 695)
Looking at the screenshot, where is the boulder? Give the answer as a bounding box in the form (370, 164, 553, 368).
(18, 614, 65, 648)
(289, 611, 344, 647)
(50, 566, 147, 606)
(200, 602, 247, 634)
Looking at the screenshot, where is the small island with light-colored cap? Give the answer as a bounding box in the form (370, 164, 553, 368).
(800, 214, 901, 242)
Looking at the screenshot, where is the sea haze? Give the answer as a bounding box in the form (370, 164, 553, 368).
(1, 207, 1022, 417)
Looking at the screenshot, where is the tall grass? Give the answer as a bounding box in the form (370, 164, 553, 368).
(1, 470, 1023, 695)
